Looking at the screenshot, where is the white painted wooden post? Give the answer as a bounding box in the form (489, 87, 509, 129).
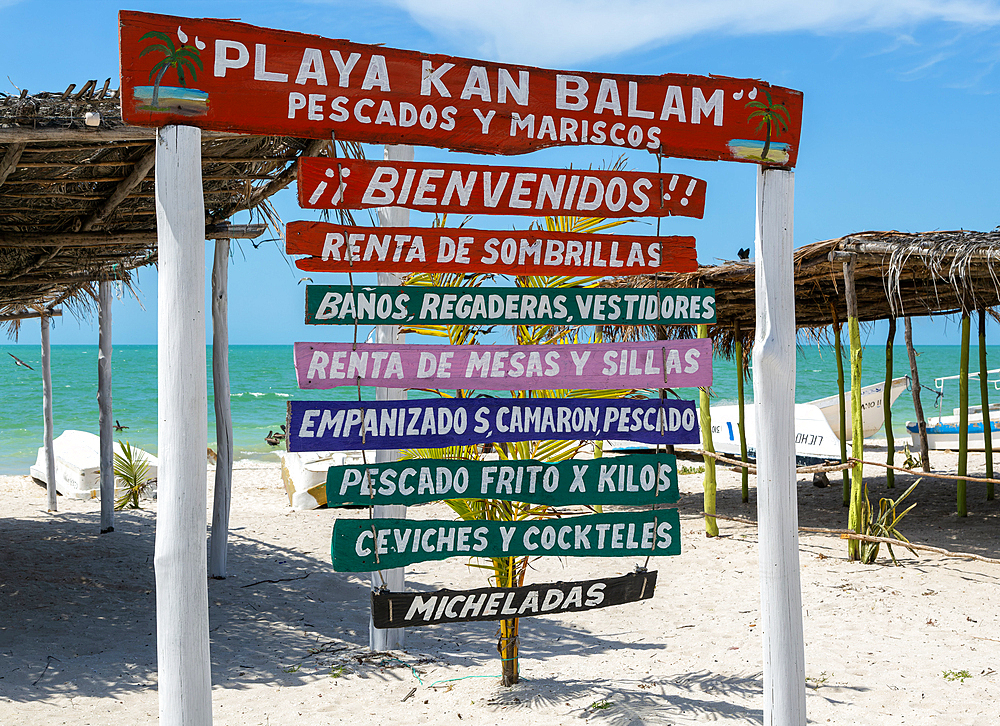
(209, 237, 233, 579)
(154, 125, 212, 726)
(40, 314, 57, 512)
(98, 280, 114, 533)
(369, 144, 413, 652)
(753, 167, 806, 725)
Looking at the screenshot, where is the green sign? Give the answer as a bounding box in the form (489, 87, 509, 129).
(305, 285, 716, 326)
(325, 454, 679, 507)
(331, 509, 681, 571)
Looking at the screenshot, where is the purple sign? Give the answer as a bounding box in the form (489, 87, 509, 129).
(287, 398, 699, 452)
(293, 340, 712, 391)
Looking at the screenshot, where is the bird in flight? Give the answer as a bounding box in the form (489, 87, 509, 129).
(8, 353, 34, 370)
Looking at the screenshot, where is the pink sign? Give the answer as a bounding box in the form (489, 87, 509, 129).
(294, 340, 712, 391)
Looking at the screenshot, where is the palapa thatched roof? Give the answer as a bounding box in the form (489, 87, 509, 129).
(604, 230, 1000, 357)
(1, 81, 332, 335)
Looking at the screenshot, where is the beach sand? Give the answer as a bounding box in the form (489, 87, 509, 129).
(2, 450, 998, 724)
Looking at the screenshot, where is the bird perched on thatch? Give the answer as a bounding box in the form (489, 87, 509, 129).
(8, 352, 34, 370)
(737, 247, 751, 260)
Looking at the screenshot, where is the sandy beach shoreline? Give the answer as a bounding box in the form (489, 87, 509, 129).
(2, 451, 998, 725)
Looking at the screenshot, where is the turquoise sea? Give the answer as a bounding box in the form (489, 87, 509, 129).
(0, 344, 993, 475)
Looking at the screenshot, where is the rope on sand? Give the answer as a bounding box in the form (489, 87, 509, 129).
(699, 511, 1000, 565)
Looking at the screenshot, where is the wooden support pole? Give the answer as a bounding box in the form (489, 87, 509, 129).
(153, 125, 212, 725)
(698, 324, 719, 536)
(958, 312, 970, 517)
(904, 317, 931, 471)
(98, 281, 114, 532)
(735, 319, 749, 503)
(209, 238, 233, 579)
(884, 317, 896, 489)
(839, 253, 865, 560)
(370, 144, 413, 652)
(832, 306, 849, 506)
(979, 307, 994, 498)
(41, 314, 57, 512)
(0, 141, 26, 185)
(753, 167, 806, 725)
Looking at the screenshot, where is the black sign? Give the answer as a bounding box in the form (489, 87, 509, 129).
(371, 571, 657, 628)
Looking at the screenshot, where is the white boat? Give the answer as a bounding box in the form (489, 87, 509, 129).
(609, 376, 909, 464)
(30, 430, 158, 500)
(906, 369, 1000, 450)
(706, 376, 909, 463)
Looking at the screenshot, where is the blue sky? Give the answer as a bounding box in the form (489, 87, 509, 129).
(3, 0, 999, 347)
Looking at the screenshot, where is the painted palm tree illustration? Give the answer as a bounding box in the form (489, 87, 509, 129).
(139, 31, 203, 108)
(746, 89, 790, 161)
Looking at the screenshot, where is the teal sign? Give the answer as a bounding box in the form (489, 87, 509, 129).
(325, 454, 679, 507)
(305, 285, 716, 326)
(331, 509, 681, 571)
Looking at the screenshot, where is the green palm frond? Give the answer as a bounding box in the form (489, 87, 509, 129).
(113, 440, 152, 510)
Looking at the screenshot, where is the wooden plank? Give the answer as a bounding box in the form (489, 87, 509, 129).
(304, 285, 716, 326)
(153, 125, 211, 726)
(80, 146, 157, 231)
(332, 509, 681, 571)
(286, 397, 699, 452)
(0, 224, 265, 247)
(294, 339, 712, 390)
(372, 571, 658, 628)
(325, 453, 679, 507)
(297, 157, 706, 218)
(0, 142, 27, 185)
(0, 308, 62, 322)
(287, 223, 697, 275)
(119, 11, 803, 166)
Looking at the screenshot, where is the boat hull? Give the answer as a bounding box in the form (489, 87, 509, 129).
(907, 413, 1000, 451)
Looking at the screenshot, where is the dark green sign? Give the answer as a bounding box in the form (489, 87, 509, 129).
(305, 285, 716, 326)
(331, 509, 681, 571)
(325, 454, 678, 507)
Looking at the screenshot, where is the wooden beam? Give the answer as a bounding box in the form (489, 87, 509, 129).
(41, 315, 57, 512)
(80, 146, 156, 232)
(753, 167, 806, 725)
(0, 308, 62, 322)
(369, 143, 410, 653)
(154, 124, 212, 724)
(209, 237, 233, 580)
(98, 280, 114, 533)
(1, 142, 27, 186)
(0, 223, 266, 247)
(211, 138, 328, 222)
(0, 127, 245, 143)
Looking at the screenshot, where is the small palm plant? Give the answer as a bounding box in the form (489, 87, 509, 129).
(114, 440, 153, 510)
(401, 213, 637, 685)
(139, 31, 203, 108)
(745, 89, 791, 162)
(859, 480, 920, 565)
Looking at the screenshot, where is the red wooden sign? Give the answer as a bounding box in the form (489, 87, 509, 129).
(119, 11, 803, 166)
(286, 222, 696, 274)
(297, 157, 706, 218)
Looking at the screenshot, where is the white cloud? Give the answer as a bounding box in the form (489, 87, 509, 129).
(387, 0, 1000, 65)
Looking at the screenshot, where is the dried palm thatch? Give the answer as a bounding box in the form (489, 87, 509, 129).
(602, 230, 1000, 358)
(1, 81, 334, 337)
